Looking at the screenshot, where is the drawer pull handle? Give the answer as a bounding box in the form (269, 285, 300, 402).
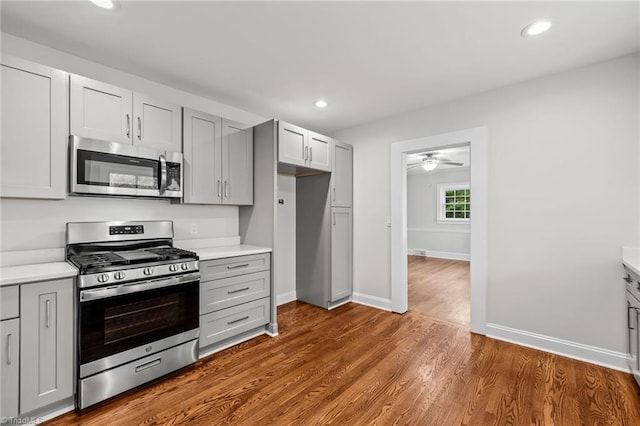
(625, 275, 633, 283)
(135, 358, 161, 373)
(228, 316, 249, 325)
(6, 333, 12, 365)
(228, 287, 250, 294)
(45, 299, 51, 328)
(227, 264, 250, 270)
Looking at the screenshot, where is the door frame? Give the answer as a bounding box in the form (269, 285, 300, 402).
(390, 126, 488, 334)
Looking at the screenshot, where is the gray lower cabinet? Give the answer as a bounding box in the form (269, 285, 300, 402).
(1, 285, 19, 419)
(331, 208, 353, 302)
(1, 318, 20, 419)
(20, 279, 73, 415)
(199, 254, 271, 350)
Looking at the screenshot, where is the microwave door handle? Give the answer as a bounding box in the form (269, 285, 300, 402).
(159, 154, 167, 195)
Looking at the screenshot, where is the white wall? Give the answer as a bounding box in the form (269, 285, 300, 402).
(275, 175, 296, 304)
(333, 53, 640, 355)
(0, 34, 267, 258)
(407, 168, 470, 259)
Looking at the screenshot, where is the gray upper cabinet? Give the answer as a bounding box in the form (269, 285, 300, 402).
(278, 121, 308, 168)
(1, 54, 67, 199)
(331, 207, 353, 302)
(308, 131, 332, 172)
(278, 121, 332, 172)
(183, 108, 222, 204)
(70, 75, 132, 144)
(70, 75, 182, 152)
(332, 140, 353, 207)
(182, 109, 253, 205)
(20, 279, 73, 415)
(133, 93, 181, 152)
(222, 119, 253, 205)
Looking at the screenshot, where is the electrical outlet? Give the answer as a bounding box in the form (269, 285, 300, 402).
(386, 216, 392, 227)
(190, 223, 198, 235)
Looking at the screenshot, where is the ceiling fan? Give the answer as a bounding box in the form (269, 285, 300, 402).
(408, 153, 464, 172)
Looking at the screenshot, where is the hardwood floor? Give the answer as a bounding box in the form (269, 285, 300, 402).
(409, 255, 470, 327)
(47, 301, 640, 426)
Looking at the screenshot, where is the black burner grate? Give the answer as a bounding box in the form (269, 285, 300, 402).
(70, 252, 126, 269)
(145, 247, 198, 260)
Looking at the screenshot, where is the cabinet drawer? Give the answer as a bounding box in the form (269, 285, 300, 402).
(199, 297, 270, 348)
(200, 253, 270, 281)
(200, 271, 270, 314)
(0, 286, 19, 320)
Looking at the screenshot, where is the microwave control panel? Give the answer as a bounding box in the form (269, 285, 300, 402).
(167, 162, 181, 190)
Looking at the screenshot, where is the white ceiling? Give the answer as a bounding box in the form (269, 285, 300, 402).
(1, 1, 638, 135)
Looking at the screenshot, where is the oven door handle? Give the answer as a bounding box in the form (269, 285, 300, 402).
(79, 272, 200, 302)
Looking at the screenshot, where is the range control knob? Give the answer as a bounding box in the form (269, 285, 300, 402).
(143, 267, 154, 276)
(114, 271, 126, 280)
(169, 264, 179, 272)
(181, 263, 189, 271)
(97, 274, 110, 283)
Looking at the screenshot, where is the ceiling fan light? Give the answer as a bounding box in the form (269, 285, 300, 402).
(422, 161, 438, 172)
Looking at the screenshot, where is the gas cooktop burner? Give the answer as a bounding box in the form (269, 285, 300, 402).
(146, 247, 195, 260)
(66, 221, 200, 289)
(70, 252, 126, 269)
(68, 247, 198, 273)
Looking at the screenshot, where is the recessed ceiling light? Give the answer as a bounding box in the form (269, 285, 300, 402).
(90, 0, 117, 10)
(521, 20, 552, 38)
(314, 100, 328, 108)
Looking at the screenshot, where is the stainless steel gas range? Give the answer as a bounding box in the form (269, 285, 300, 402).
(66, 220, 200, 410)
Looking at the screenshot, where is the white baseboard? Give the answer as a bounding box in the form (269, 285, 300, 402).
(277, 291, 297, 306)
(352, 292, 392, 311)
(408, 248, 470, 261)
(486, 323, 629, 372)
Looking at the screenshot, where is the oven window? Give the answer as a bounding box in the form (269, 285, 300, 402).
(80, 281, 198, 365)
(104, 293, 185, 344)
(77, 149, 159, 189)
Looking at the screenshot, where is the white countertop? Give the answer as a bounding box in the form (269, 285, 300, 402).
(0, 262, 78, 287)
(195, 244, 271, 261)
(623, 247, 640, 277)
(0, 244, 270, 286)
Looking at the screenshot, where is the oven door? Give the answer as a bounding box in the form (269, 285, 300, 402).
(78, 273, 199, 378)
(70, 135, 182, 198)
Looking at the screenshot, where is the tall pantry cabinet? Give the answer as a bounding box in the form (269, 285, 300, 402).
(240, 119, 353, 311)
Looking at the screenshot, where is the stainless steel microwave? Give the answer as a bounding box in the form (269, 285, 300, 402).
(69, 135, 183, 199)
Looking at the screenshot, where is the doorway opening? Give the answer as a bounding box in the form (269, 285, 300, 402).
(389, 127, 487, 334)
(406, 145, 471, 327)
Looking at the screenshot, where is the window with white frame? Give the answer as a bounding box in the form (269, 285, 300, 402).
(437, 183, 470, 223)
